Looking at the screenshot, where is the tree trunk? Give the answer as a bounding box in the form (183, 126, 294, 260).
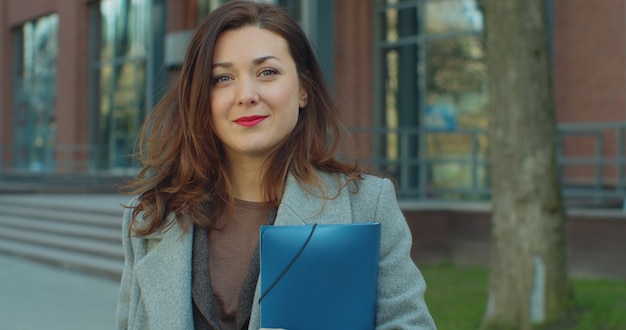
(481, 0, 573, 329)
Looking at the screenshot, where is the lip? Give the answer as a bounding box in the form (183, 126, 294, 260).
(234, 115, 269, 127)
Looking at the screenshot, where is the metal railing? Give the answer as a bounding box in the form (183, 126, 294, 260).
(1, 122, 625, 206)
(558, 122, 626, 205)
(351, 122, 626, 206)
(0, 144, 138, 192)
(349, 126, 489, 200)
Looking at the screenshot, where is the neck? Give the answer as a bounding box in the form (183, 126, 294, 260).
(226, 155, 266, 202)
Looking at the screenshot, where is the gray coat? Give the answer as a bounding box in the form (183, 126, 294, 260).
(116, 172, 436, 329)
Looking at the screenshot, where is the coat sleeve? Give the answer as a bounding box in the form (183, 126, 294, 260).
(116, 200, 136, 329)
(368, 178, 436, 329)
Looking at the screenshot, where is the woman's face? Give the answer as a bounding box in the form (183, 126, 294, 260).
(210, 26, 307, 163)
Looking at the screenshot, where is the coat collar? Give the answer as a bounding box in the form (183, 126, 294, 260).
(133, 171, 353, 329)
(275, 172, 353, 226)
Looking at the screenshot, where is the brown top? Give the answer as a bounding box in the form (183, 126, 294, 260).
(208, 199, 270, 330)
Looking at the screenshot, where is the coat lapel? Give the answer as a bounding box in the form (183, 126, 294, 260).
(274, 172, 353, 226)
(134, 222, 194, 329)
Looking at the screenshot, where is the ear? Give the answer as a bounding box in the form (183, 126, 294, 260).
(299, 87, 308, 108)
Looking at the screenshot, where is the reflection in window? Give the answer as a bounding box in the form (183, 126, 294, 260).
(90, 0, 148, 169)
(198, 0, 228, 21)
(426, 36, 488, 187)
(13, 14, 59, 171)
(199, 1, 303, 26)
(425, 0, 483, 34)
(375, 0, 488, 199)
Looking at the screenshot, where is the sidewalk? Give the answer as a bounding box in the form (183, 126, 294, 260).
(0, 252, 120, 329)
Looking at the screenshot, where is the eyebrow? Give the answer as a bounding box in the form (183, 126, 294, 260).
(212, 55, 280, 69)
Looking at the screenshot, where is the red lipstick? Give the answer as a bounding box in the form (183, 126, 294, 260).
(234, 115, 268, 127)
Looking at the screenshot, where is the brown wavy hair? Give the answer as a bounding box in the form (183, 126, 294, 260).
(122, 0, 363, 236)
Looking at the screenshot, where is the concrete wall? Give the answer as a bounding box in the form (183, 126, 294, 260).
(405, 206, 626, 279)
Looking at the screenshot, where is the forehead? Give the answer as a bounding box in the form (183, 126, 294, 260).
(212, 26, 292, 63)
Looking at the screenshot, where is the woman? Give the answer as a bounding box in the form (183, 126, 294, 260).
(116, 1, 435, 329)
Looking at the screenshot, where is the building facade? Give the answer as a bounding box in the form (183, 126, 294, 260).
(1, 0, 625, 206)
(2, 0, 626, 278)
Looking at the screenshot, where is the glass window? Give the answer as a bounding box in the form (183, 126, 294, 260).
(198, 0, 228, 21)
(13, 14, 59, 171)
(426, 35, 488, 194)
(90, 0, 150, 169)
(425, 0, 483, 34)
(277, 0, 302, 23)
(374, 0, 488, 200)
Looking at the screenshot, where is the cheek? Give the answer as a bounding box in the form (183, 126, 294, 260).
(209, 93, 229, 121)
(274, 84, 302, 113)
(274, 92, 300, 128)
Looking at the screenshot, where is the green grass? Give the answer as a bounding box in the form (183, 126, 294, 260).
(420, 263, 626, 330)
(569, 277, 626, 330)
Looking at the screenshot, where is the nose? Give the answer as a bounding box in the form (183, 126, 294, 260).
(236, 78, 259, 107)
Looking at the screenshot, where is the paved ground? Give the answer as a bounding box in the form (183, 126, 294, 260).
(0, 193, 128, 330)
(0, 253, 120, 330)
(0, 193, 131, 213)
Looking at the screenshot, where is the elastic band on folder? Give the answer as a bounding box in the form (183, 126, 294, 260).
(259, 223, 318, 303)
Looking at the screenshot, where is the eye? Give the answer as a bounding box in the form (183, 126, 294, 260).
(212, 74, 232, 85)
(259, 68, 278, 78)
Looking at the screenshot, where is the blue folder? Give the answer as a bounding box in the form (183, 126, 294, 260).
(259, 222, 381, 330)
